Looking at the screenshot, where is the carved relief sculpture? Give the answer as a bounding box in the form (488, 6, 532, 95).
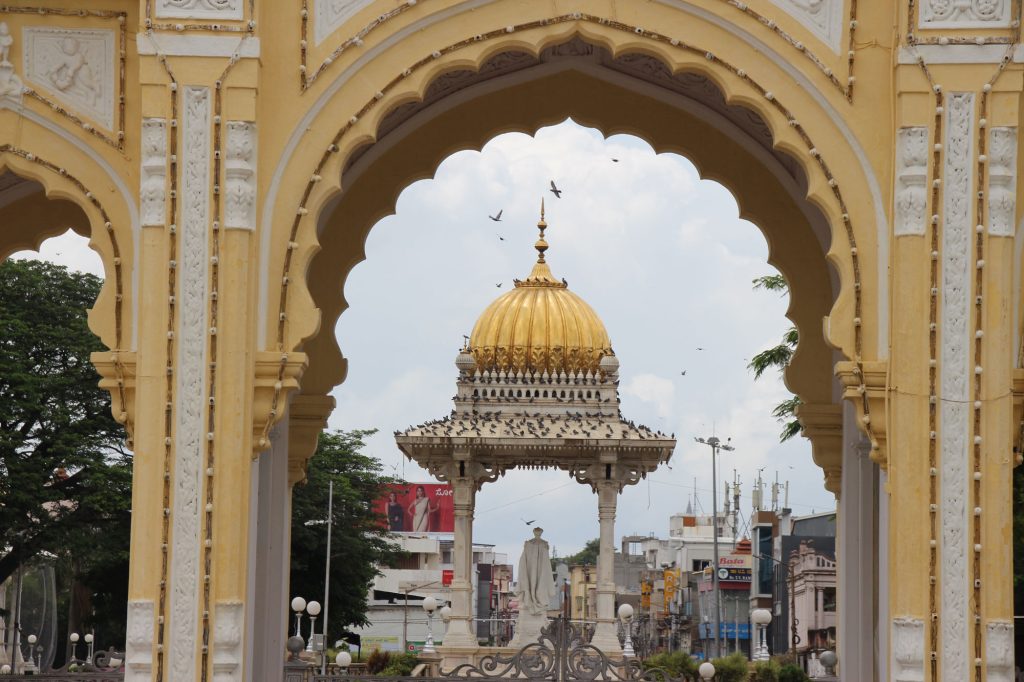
(768, 0, 844, 52)
(919, 0, 1010, 27)
(168, 85, 211, 682)
(314, 0, 375, 44)
(0, 22, 24, 105)
(125, 600, 155, 682)
(22, 28, 114, 129)
(213, 601, 244, 682)
(892, 617, 925, 682)
(987, 127, 1017, 237)
(894, 127, 929, 236)
(225, 122, 256, 230)
(156, 0, 243, 21)
(940, 92, 974, 682)
(141, 119, 168, 227)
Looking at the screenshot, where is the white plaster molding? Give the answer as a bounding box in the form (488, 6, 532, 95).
(314, 0, 376, 45)
(262, 0, 890, 356)
(140, 119, 167, 227)
(0, 22, 24, 105)
(899, 44, 1024, 64)
(22, 27, 114, 130)
(940, 91, 973, 682)
(767, 0, 843, 52)
(212, 601, 244, 681)
(225, 121, 256, 230)
(892, 617, 925, 681)
(895, 127, 929, 236)
(155, 0, 243, 21)
(136, 33, 259, 58)
(168, 85, 211, 682)
(986, 620, 1014, 681)
(125, 600, 154, 681)
(919, 0, 1011, 28)
(988, 127, 1016, 236)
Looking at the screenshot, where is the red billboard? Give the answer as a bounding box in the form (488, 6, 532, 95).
(375, 483, 454, 533)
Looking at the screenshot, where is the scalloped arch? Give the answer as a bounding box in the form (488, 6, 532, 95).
(261, 14, 884, 432)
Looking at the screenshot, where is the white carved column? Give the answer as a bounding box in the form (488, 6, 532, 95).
(590, 478, 620, 653)
(443, 471, 478, 649)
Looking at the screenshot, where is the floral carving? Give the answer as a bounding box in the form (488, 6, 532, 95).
(125, 600, 154, 680)
(768, 0, 843, 51)
(213, 601, 244, 681)
(940, 92, 973, 682)
(0, 22, 24, 105)
(987, 127, 1016, 237)
(225, 121, 256, 230)
(986, 620, 1014, 681)
(156, 0, 242, 20)
(168, 85, 211, 682)
(141, 119, 168, 227)
(314, 0, 375, 45)
(892, 617, 925, 682)
(919, 0, 1010, 27)
(894, 128, 928, 236)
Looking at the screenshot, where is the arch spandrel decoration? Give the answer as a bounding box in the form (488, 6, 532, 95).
(259, 14, 886, 466)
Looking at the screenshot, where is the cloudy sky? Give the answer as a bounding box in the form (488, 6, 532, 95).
(14, 120, 836, 564)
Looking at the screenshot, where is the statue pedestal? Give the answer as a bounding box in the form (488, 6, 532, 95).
(509, 611, 549, 648)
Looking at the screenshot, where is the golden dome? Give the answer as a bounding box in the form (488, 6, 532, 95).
(469, 204, 613, 375)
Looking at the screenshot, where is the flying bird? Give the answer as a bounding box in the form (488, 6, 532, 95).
(489, 209, 503, 222)
(696, 347, 704, 351)
(549, 180, 562, 198)
(521, 518, 536, 526)
(497, 235, 505, 241)
(611, 158, 619, 163)
(680, 370, 687, 376)
(496, 283, 503, 288)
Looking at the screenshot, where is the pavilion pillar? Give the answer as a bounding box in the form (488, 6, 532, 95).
(443, 472, 478, 650)
(590, 478, 621, 653)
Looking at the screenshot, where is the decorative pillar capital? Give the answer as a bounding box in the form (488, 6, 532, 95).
(287, 393, 335, 486)
(91, 350, 137, 445)
(836, 359, 888, 470)
(795, 402, 844, 497)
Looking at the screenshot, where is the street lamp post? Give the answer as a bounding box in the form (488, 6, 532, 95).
(750, 608, 772, 661)
(69, 632, 80, 664)
(695, 435, 733, 659)
(84, 632, 94, 666)
(303, 479, 335, 675)
(26, 634, 39, 672)
(752, 552, 801, 657)
(305, 601, 321, 653)
(291, 597, 307, 638)
(618, 604, 635, 658)
(422, 597, 438, 654)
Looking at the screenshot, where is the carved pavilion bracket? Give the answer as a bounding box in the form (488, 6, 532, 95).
(836, 360, 888, 471)
(795, 402, 844, 497)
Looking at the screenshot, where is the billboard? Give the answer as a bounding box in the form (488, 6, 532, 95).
(374, 483, 454, 533)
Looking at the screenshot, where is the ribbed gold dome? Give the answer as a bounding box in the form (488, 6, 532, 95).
(469, 207, 613, 375)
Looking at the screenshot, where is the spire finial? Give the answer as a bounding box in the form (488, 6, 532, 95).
(535, 198, 548, 263)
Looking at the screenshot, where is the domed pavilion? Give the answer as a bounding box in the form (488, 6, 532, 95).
(396, 205, 675, 662)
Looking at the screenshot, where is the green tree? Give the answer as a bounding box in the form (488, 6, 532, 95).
(289, 429, 404, 636)
(0, 258, 131, 654)
(557, 538, 601, 567)
(747, 275, 801, 442)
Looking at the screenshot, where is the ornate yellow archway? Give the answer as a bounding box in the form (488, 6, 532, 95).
(2, 0, 1020, 679)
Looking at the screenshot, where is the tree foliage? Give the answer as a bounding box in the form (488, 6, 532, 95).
(558, 538, 601, 567)
(0, 258, 131, 653)
(747, 275, 802, 442)
(289, 429, 404, 636)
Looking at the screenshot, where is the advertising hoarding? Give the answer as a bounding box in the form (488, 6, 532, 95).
(374, 482, 454, 533)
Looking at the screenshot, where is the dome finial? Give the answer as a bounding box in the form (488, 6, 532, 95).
(535, 198, 549, 263)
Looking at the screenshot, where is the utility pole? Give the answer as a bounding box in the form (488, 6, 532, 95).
(695, 435, 734, 659)
(321, 479, 333, 675)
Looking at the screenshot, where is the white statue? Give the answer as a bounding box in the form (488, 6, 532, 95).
(510, 527, 556, 647)
(0, 23, 12, 66)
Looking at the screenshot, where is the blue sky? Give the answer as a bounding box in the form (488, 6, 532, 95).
(15, 119, 835, 563)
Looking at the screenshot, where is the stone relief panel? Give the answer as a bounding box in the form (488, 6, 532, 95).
(892, 617, 925, 682)
(987, 127, 1016, 237)
(141, 119, 168, 227)
(940, 91, 974, 682)
(212, 601, 244, 682)
(919, 0, 1011, 28)
(0, 22, 24, 106)
(155, 0, 243, 20)
(767, 0, 844, 52)
(986, 620, 1014, 682)
(314, 0, 374, 45)
(22, 27, 115, 129)
(894, 127, 929, 236)
(125, 600, 154, 681)
(168, 85, 211, 682)
(224, 121, 256, 230)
